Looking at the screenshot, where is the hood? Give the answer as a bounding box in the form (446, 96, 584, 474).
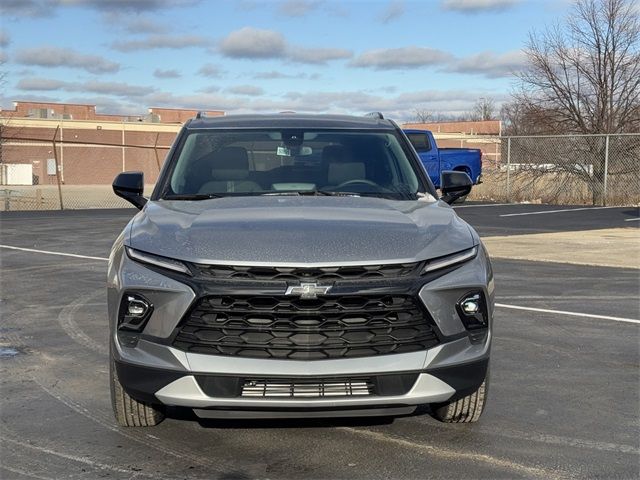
(128, 196, 475, 266)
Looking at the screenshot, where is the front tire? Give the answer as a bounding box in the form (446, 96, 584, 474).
(431, 378, 488, 423)
(110, 355, 165, 427)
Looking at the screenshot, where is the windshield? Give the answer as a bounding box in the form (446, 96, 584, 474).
(160, 129, 425, 200)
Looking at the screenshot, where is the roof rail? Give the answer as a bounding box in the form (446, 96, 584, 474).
(195, 111, 207, 119)
(365, 112, 384, 119)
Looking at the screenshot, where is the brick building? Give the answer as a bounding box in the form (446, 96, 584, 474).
(0, 101, 226, 186)
(0, 101, 225, 123)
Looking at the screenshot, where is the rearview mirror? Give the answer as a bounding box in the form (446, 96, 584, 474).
(113, 171, 147, 209)
(440, 170, 472, 205)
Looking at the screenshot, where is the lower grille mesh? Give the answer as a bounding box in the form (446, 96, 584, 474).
(242, 378, 373, 397)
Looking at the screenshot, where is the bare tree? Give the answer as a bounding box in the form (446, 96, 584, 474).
(519, 0, 639, 134)
(412, 108, 433, 123)
(499, 100, 564, 135)
(470, 97, 496, 121)
(508, 0, 640, 204)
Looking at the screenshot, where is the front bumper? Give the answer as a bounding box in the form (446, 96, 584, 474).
(114, 354, 489, 418)
(108, 240, 494, 417)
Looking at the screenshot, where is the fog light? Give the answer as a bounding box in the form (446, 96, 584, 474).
(456, 291, 488, 332)
(461, 295, 480, 315)
(127, 297, 149, 317)
(118, 293, 153, 333)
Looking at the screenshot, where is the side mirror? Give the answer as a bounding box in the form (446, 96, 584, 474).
(113, 171, 147, 209)
(440, 170, 472, 205)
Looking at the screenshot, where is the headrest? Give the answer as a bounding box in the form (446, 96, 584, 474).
(211, 146, 249, 181)
(327, 162, 366, 186)
(322, 145, 350, 164)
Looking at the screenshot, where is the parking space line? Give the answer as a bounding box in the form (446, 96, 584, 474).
(453, 203, 515, 209)
(496, 303, 640, 324)
(624, 217, 639, 222)
(499, 206, 623, 217)
(0, 244, 108, 261)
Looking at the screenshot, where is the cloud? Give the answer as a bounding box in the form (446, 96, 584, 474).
(153, 69, 181, 79)
(55, 0, 199, 11)
(218, 27, 352, 65)
(350, 46, 452, 70)
(0, 51, 8, 64)
(441, 0, 520, 13)
(124, 16, 166, 33)
(0, 31, 10, 48)
(7, 94, 60, 104)
(197, 63, 225, 78)
(252, 71, 321, 80)
(15, 46, 119, 74)
(379, 1, 404, 23)
(227, 85, 265, 96)
(277, 0, 321, 17)
(112, 34, 211, 52)
(0, 0, 47, 18)
(64, 95, 141, 114)
(16, 78, 67, 90)
(98, 85, 506, 121)
(198, 85, 220, 93)
(16, 77, 154, 97)
(279, 89, 505, 117)
(219, 27, 287, 59)
(102, 12, 167, 34)
(288, 47, 352, 64)
(445, 50, 526, 78)
(81, 80, 152, 96)
(1, 0, 199, 17)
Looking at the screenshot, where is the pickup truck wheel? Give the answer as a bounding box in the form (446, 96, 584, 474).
(110, 355, 164, 427)
(430, 378, 488, 423)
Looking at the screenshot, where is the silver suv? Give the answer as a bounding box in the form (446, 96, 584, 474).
(108, 113, 494, 426)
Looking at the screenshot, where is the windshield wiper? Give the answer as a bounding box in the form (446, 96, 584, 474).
(163, 193, 223, 200)
(263, 190, 360, 197)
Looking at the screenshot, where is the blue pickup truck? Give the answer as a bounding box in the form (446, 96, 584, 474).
(403, 129, 482, 189)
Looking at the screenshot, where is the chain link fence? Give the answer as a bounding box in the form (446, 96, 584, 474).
(1, 127, 638, 210)
(0, 120, 175, 210)
(469, 133, 640, 206)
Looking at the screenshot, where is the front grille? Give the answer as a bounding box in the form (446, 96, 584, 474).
(172, 294, 439, 360)
(241, 378, 373, 397)
(192, 262, 422, 281)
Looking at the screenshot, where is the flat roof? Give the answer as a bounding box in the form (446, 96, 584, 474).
(187, 113, 395, 130)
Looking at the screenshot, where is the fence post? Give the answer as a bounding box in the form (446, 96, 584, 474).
(52, 126, 64, 211)
(122, 121, 126, 172)
(506, 137, 511, 202)
(603, 134, 609, 207)
(153, 132, 161, 172)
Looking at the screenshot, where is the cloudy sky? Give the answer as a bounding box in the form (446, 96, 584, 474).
(0, 0, 571, 121)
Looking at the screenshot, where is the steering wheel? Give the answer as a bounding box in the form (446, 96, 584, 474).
(335, 179, 381, 190)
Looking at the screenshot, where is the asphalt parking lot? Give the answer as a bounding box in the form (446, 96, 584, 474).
(0, 203, 638, 479)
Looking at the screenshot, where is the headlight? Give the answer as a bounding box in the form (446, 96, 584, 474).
(126, 247, 192, 275)
(423, 246, 478, 273)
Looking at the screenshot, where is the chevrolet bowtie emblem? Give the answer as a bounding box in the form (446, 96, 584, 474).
(285, 283, 332, 300)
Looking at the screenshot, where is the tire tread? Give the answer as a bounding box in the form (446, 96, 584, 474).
(432, 379, 488, 423)
(110, 356, 164, 427)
